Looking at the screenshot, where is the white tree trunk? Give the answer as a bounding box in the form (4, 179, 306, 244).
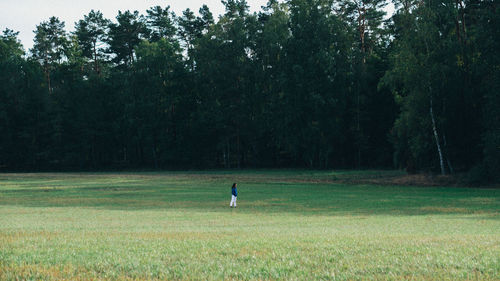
(422, 24, 447, 176)
(430, 95, 446, 175)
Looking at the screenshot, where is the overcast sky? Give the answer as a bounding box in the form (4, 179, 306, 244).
(0, 0, 269, 51)
(1, 0, 393, 52)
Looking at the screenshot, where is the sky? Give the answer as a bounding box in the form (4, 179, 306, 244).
(0, 0, 269, 51)
(0, 0, 393, 52)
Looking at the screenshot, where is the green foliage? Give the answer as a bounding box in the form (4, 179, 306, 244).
(31, 17, 68, 65)
(74, 10, 110, 74)
(146, 6, 177, 43)
(284, 0, 352, 167)
(0, 29, 24, 58)
(336, 0, 394, 168)
(383, 0, 496, 178)
(476, 3, 500, 180)
(107, 10, 147, 66)
(0, 30, 49, 169)
(0, 2, 497, 177)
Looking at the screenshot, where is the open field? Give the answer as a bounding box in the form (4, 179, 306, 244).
(0, 170, 499, 280)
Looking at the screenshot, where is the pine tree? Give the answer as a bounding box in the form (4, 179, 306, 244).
(31, 16, 68, 94)
(74, 10, 110, 74)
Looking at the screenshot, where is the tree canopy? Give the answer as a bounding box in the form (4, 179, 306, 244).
(0, 0, 498, 181)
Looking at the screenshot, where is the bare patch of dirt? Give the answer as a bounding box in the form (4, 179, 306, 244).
(362, 174, 459, 187)
(419, 206, 470, 213)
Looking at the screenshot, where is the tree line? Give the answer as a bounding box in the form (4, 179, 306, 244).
(0, 0, 498, 181)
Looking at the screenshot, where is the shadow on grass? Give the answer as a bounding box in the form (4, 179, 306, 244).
(0, 171, 499, 217)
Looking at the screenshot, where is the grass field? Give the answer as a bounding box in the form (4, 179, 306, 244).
(0, 170, 499, 280)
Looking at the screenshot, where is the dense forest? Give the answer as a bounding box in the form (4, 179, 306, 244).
(0, 0, 498, 180)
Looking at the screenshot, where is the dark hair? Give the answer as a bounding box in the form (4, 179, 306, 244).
(232, 183, 237, 188)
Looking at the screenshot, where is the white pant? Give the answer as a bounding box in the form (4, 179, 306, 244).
(230, 195, 237, 207)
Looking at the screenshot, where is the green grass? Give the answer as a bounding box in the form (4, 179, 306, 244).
(0, 170, 498, 280)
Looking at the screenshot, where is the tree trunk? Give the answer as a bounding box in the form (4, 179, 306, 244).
(443, 134, 454, 174)
(226, 138, 230, 169)
(47, 70, 51, 95)
(237, 129, 241, 169)
(44, 63, 52, 95)
(93, 40, 100, 74)
(152, 143, 158, 169)
(423, 31, 446, 175)
(357, 4, 367, 63)
(430, 94, 446, 175)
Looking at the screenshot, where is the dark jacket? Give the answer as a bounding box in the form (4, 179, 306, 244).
(232, 187, 237, 197)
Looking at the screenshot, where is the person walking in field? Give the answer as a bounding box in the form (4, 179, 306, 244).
(230, 183, 237, 208)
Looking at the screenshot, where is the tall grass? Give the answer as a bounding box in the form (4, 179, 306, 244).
(0, 171, 499, 280)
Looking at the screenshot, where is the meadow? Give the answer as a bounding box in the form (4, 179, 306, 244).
(0, 170, 498, 280)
